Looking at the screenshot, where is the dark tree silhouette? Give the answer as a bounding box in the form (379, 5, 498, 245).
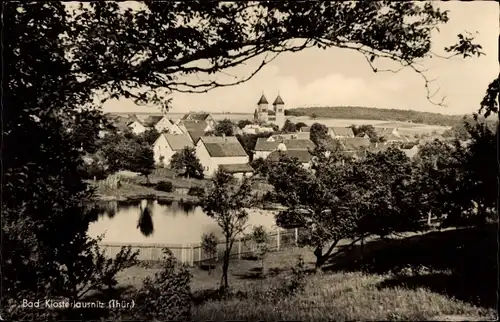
(214, 119, 235, 137)
(170, 147, 205, 179)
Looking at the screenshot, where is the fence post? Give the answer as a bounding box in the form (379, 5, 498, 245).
(181, 245, 185, 264)
(295, 228, 298, 246)
(238, 238, 242, 259)
(277, 228, 280, 251)
(190, 246, 194, 266)
(198, 245, 202, 264)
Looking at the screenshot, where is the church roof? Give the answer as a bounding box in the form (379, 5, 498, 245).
(273, 95, 285, 105)
(257, 94, 268, 105)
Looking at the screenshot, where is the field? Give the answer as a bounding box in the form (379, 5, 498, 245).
(104, 226, 497, 321)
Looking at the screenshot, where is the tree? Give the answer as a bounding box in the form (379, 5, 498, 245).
(200, 170, 255, 290)
(131, 145, 155, 183)
(309, 123, 330, 146)
(201, 232, 218, 275)
(295, 122, 308, 131)
(238, 119, 253, 129)
(170, 147, 205, 179)
(281, 119, 297, 133)
(250, 225, 270, 274)
(351, 124, 379, 142)
(3, 3, 138, 320)
(311, 113, 318, 120)
(236, 132, 273, 161)
(249, 157, 270, 178)
(138, 127, 160, 145)
(214, 118, 234, 137)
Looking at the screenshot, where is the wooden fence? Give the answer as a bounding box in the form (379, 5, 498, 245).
(99, 228, 300, 266)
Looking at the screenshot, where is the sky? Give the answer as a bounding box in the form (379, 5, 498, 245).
(101, 2, 499, 116)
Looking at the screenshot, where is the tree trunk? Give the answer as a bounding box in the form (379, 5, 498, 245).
(220, 238, 231, 291)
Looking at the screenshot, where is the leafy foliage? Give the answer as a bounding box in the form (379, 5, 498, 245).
(281, 119, 298, 133)
(237, 119, 253, 129)
(170, 146, 205, 179)
(249, 157, 271, 178)
(156, 181, 174, 193)
(200, 169, 256, 289)
(137, 127, 160, 145)
(309, 123, 330, 147)
(236, 132, 274, 160)
(250, 225, 271, 271)
(188, 186, 206, 197)
(99, 131, 155, 177)
(214, 118, 235, 137)
(201, 232, 219, 275)
(350, 124, 380, 142)
(125, 249, 192, 321)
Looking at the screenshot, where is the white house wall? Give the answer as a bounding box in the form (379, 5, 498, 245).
(130, 122, 147, 135)
(153, 135, 175, 167)
(195, 141, 249, 177)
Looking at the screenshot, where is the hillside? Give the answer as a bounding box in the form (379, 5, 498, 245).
(285, 106, 468, 127)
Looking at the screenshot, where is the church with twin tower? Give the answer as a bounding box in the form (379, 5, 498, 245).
(253, 93, 286, 129)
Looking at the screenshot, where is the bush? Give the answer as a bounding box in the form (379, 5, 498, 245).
(156, 181, 174, 192)
(118, 248, 192, 321)
(188, 186, 205, 197)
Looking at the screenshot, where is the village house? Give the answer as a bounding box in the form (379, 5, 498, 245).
(180, 112, 217, 132)
(128, 119, 147, 135)
(242, 124, 275, 134)
(178, 120, 212, 135)
(254, 137, 315, 159)
(195, 136, 251, 178)
(154, 116, 183, 134)
(269, 132, 310, 140)
(300, 126, 311, 133)
(399, 143, 420, 159)
(153, 133, 194, 167)
(267, 149, 313, 169)
(328, 127, 355, 139)
(336, 137, 371, 158)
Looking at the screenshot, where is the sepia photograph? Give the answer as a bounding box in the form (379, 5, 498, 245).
(2, 1, 498, 321)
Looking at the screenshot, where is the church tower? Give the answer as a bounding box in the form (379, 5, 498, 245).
(273, 94, 285, 129)
(256, 94, 269, 123)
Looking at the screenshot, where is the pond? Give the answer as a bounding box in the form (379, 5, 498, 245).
(87, 199, 280, 245)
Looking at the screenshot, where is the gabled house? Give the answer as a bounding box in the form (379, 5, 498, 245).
(179, 120, 211, 134)
(328, 127, 355, 139)
(254, 137, 315, 159)
(336, 137, 371, 158)
(267, 150, 313, 169)
(400, 143, 419, 159)
(155, 116, 183, 134)
(195, 136, 250, 177)
(143, 115, 163, 128)
(128, 119, 147, 135)
(180, 112, 216, 131)
(153, 133, 194, 167)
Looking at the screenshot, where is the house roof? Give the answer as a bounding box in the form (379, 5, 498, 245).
(181, 120, 208, 132)
(267, 150, 312, 163)
(162, 134, 193, 151)
(187, 130, 205, 144)
(283, 139, 316, 150)
(254, 138, 315, 151)
(200, 136, 247, 157)
(257, 94, 269, 105)
(329, 127, 355, 137)
(181, 112, 211, 121)
(273, 95, 285, 105)
(255, 138, 280, 151)
(338, 137, 371, 151)
(219, 163, 254, 174)
(375, 127, 399, 137)
(143, 115, 163, 127)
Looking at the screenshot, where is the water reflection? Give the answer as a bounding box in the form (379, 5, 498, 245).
(88, 199, 278, 244)
(137, 205, 154, 237)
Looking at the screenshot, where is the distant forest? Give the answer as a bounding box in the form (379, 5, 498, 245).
(285, 106, 474, 127)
